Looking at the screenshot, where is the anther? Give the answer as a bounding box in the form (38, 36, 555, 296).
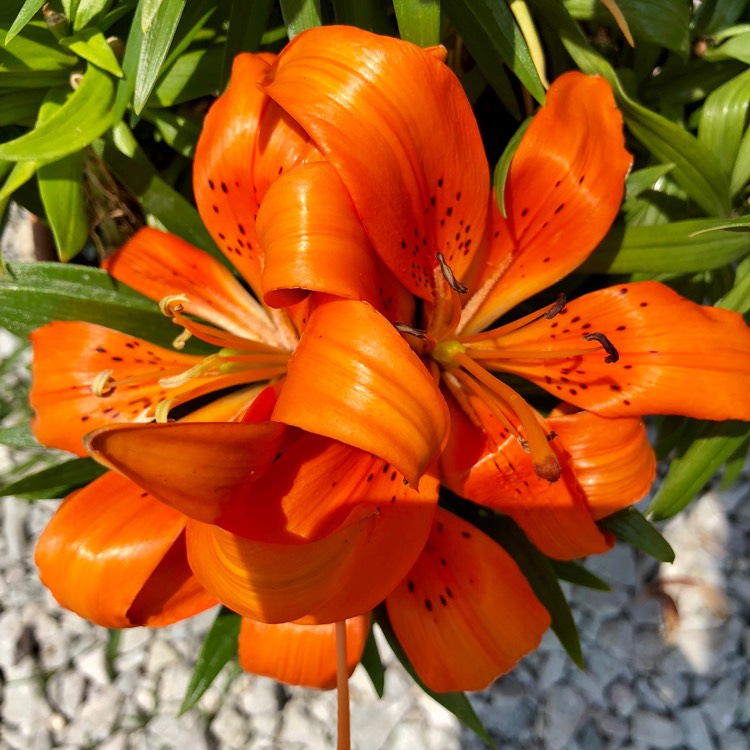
(543, 294, 567, 319)
(155, 398, 178, 423)
(91, 369, 115, 397)
(159, 294, 190, 317)
(172, 328, 193, 350)
(583, 332, 620, 363)
(395, 323, 428, 339)
(436, 252, 468, 294)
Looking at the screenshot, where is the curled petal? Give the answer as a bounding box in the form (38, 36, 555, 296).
(186, 471, 437, 623)
(273, 299, 449, 487)
(193, 53, 309, 294)
(549, 407, 656, 519)
(104, 227, 278, 345)
(483, 281, 750, 420)
(258, 162, 382, 308)
(238, 615, 370, 689)
(85, 421, 286, 524)
(263, 26, 489, 300)
(463, 72, 631, 332)
(35, 472, 216, 628)
(441, 394, 611, 559)
(385, 508, 550, 692)
(30, 321, 207, 455)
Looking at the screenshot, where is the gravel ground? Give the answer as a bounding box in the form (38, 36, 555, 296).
(1, 207, 749, 749)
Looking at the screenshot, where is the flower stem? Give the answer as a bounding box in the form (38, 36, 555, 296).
(336, 620, 350, 750)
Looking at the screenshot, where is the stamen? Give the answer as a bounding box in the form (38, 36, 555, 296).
(436, 252, 468, 294)
(155, 398, 177, 423)
(158, 354, 226, 389)
(172, 328, 193, 350)
(91, 369, 115, 397)
(459, 293, 567, 344)
(583, 332, 620, 363)
(159, 294, 189, 317)
(453, 352, 561, 482)
(395, 323, 429, 339)
(466, 346, 605, 361)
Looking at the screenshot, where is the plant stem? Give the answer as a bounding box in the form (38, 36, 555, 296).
(336, 620, 350, 750)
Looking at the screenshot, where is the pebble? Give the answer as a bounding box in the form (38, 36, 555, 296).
(679, 706, 716, 750)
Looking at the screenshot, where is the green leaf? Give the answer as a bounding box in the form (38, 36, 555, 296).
(0, 88, 47, 127)
(360, 625, 385, 698)
(0, 424, 42, 449)
(581, 219, 750, 275)
(720, 438, 750, 489)
(142, 109, 201, 158)
(549, 560, 611, 592)
(0, 20, 77, 87)
(703, 31, 750, 65)
(331, 0, 390, 33)
(180, 607, 240, 715)
(95, 121, 225, 264)
(717, 256, 750, 313)
(599, 508, 675, 562)
(150, 45, 223, 107)
(105, 628, 121, 680)
(0, 63, 116, 162)
(530, 0, 732, 218)
(624, 164, 675, 202)
(698, 68, 750, 186)
(731, 119, 750, 197)
(393, 0, 440, 46)
(493, 117, 531, 217)
(5, 0, 46, 44)
(0, 457, 107, 497)
(132, 0, 187, 114)
(221, 0, 275, 86)
(443, 0, 546, 106)
(0, 262, 183, 348)
(374, 608, 496, 747)
(686, 215, 750, 236)
(72, 0, 115, 31)
(0, 160, 38, 207)
(647, 422, 750, 521)
(280, 0, 321, 39)
(59, 28, 124, 77)
(142, 0, 166, 32)
(485, 516, 583, 668)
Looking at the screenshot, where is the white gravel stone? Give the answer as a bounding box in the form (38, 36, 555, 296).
(609, 681, 637, 718)
(594, 545, 637, 588)
(47, 670, 86, 718)
(538, 650, 567, 690)
(719, 728, 750, 750)
(147, 712, 210, 750)
(156, 661, 193, 711)
(65, 683, 123, 745)
(598, 617, 635, 661)
(542, 687, 587, 750)
(74, 645, 110, 686)
(210, 700, 251, 748)
(2, 679, 53, 737)
(632, 710, 683, 749)
(146, 638, 179, 674)
(700, 676, 741, 734)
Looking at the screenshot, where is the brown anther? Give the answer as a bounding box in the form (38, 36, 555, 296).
(546, 430, 558, 442)
(534, 454, 561, 483)
(395, 323, 428, 339)
(436, 252, 468, 294)
(544, 293, 567, 319)
(583, 332, 620, 363)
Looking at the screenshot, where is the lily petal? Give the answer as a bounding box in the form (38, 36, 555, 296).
(385, 508, 550, 692)
(463, 72, 631, 332)
(263, 26, 489, 299)
(35, 471, 216, 628)
(238, 615, 370, 689)
(440, 394, 612, 559)
(272, 298, 449, 487)
(193, 53, 308, 295)
(186, 467, 437, 623)
(257, 162, 382, 309)
(549, 407, 656, 520)
(85, 421, 286, 524)
(483, 281, 750, 420)
(104, 227, 278, 344)
(30, 321, 208, 455)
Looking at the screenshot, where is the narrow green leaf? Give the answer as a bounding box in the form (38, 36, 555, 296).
(221, 0, 275, 86)
(150, 45, 223, 107)
(393, 0, 440, 46)
(581, 219, 750, 275)
(717, 257, 750, 313)
(72, 0, 114, 31)
(493, 118, 531, 217)
(530, 0, 732, 217)
(703, 31, 750, 65)
(158, 0, 217, 79)
(0, 424, 41, 450)
(624, 165, 675, 202)
(599, 508, 675, 562)
(105, 628, 121, 680)
(374, 609, 496, 747)
(132, 0, 187, 114)
(38, 151, 88, 261)
(687, 215, 750, 236)
(5, 0, 46, 44)
(549, 560, 611, 592)
(0, 88, 47, 127)
(360, 626, 385, 698)
(0, 262, 182, 348)
(0, 457, 107, 497)
(720, 437, 750, 489)
(59, 28, 124, 77)
(647, 422, 750, 521)
(0, 161, 38, 206)
(731, 122, 750, 197)
(443, 0, 546, 105)
(280, 0, 321, 39)
(0, 20, 77, 87)
(0, 64, 116, 162)
(95, 121, 225, 265)
(332, 0, 390, 33)
(180, 607, 240, 715)
(142, 109, 201, 158)
(698, 68, 750, 182)
(485, 516, 583, 668)
(142, 0, 166, 32)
